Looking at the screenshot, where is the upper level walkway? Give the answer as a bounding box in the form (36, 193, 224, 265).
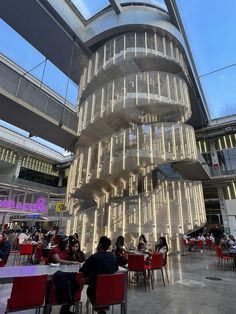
(0, 54, 78, 151)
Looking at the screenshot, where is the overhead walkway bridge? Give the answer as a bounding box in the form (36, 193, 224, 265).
(0, 54, 78, 151)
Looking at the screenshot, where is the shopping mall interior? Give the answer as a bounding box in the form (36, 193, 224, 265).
(0, 1, 236, 313)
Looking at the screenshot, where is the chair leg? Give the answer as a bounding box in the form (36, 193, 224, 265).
(160, 268, 165, 287)
(143, 271, 146, 292)
(121, 302, 126, 314)
(150, 270, 154, 289)
(35, 307, 40, 314)
(164, 266, 169, 283)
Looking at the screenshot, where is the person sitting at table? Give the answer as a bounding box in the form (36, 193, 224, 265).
(31, 230, 40, 243)
(114, 235, 129, 267)
(80, 236, 118, 313)
(49, 236, 79, 265)
(46, 233, 55, 247)
(220, 234, 231, 255)
(188, 236, 196, 252)
(155, 236, 168, 256)
(0, 232, 11, 262)
(18, 229, 30, 244)
(67, 239, 86, 263)
(197, 233, 205, 241)
(137, 234, 151, 251)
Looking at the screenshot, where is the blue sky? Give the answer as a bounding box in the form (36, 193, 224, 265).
(0, 0, 235, 152)
(177, 0, 236, 119)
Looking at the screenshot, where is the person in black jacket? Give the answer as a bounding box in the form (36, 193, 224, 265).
(80, 236, 118, 313)
(0, 232, 11, 262)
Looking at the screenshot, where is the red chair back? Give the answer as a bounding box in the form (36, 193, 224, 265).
(211, 242, 216, 250)
(19, 244, 33, 256)
(49, 272, 84, 304)
(197, 240, 203, 248)
(206, 239, 211, 246)
(7, 275, 48, 310)
(128, 254, 145, 271)
(151, 253, 164, 269)
(95, 273, 126, 306)
(183, 239, 188, 246)
(216, 246, 224, 258)
(53, 235, 61, 245)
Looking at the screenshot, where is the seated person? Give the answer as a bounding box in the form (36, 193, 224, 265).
(197, 234, 205, 241)
(183, 234, 189, 244)
(0, 232, 11, 262)
(114, 235, 129, 267)
(80, 236, 118, 311)
(188, 236, 196, 252)
(220, 235, 231, 255)
(18, 229, 30, 244)
(209, 233, 215, 243)
(155, 236, 168, 256)
(227, 234, 236, 253)
(137, 234, 151, 251)
(46, 233, 55, 247)
(49, 235, 79, 265)
(67, 240, 86, 263)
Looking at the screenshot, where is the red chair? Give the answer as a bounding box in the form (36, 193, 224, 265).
(205, 239, 211, 248)
(18, 243, 33, 265)
(128, 254, 151, 291)
(210, 241, 216, 250)
(48, 272, 84, 313)
(149, 253, 165, 287)
(91, 273, 127, 314)
(5, 275, 48, 313)
(215, 246, 234, 269)
(196, 240, 204, 252)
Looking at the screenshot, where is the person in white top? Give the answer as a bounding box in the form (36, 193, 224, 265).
(209, 233, 215, 243)
(197, 234, 205, 241)
(183, 234, 189, 244)
(18, 230, 30, 244)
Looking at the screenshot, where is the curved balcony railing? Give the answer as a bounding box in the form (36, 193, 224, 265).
(79, 31, 188, 100)
(73, 123, 197, 194)
(77, 71, 191, 144)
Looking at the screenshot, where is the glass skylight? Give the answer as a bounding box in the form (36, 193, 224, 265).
(118, 0, 167, 11)
(70, 0, 110, 20)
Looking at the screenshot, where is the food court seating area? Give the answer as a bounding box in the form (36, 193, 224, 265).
(1, 252, 236, 314)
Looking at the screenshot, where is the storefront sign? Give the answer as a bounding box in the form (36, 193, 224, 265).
(0, 196, 47, 213)
(55, 202, 66, 213)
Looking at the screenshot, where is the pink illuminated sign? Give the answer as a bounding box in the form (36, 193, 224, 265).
(0, 196, 47, 213)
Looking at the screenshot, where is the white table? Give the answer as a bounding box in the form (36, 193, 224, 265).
(0, 264, 80, 284)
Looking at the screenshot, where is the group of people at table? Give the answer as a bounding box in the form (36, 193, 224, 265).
(0, 230, 168, 314)
(182, 231, 236, 257)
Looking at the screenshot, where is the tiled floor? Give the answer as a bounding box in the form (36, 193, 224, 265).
(0, 250, 236, 314)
